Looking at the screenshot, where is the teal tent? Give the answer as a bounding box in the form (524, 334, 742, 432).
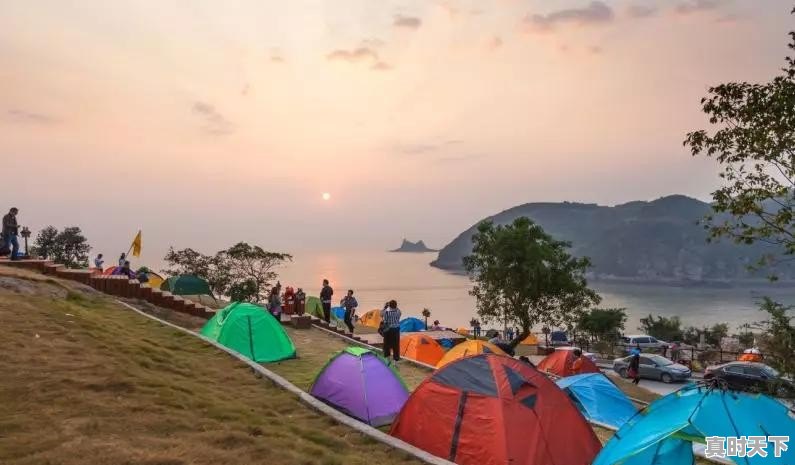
(200, 302, 296, 362)
(160, 275, 213, 298)
(556, 373, 638, 429)
(594, 383, 795, 465)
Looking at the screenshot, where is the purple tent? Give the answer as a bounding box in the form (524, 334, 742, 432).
(310, 347, 409, 427)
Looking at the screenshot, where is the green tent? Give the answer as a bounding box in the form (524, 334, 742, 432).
(200, 302, 296, 362)
(305, 296, 325, 319)
(160, 275, 213, 297)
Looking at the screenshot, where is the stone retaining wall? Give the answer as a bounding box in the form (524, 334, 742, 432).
(0, 259, 216, 319)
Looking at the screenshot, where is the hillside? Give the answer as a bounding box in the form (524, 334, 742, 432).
(0, 267, 424, 465)
(431, 195, 795, 283)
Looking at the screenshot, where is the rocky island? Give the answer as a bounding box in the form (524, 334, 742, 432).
(391, 239, 437, 253)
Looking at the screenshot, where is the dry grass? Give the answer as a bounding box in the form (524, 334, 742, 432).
(0, 268, 424, 465)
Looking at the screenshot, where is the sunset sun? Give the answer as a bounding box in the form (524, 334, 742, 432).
(322, 192, 331, 201)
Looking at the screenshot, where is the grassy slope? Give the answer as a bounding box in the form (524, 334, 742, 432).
(0, 268, 422, 465)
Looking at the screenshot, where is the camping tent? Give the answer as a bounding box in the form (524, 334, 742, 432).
(436, 340, 507, 368)
(331, 306, 346, 322)
(455, 327, 470, 337)
(556, 373, 637, 429)
(399, 317, 425, 332)
(738, 348, 763, 362)
(310, 347, 409, 427)
(305, 296, 325, 319)
(358, 309, 382, 329)
(519, 334, 539, 345)
(160, 275, 213, 297)
(537, 348, 600, 377)
(200, 302, 296, 362)
(400, 334, 445, 366)
(391, 354, 601, 465)
(593, 384, 795, 465)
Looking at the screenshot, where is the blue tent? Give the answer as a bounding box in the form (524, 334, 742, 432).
(556, 373, 638, 429)
(331, 306, 346, 322)
(438, 338, 454, 349)
(594, 384, 795, 465)
(399, 317, 425, 332)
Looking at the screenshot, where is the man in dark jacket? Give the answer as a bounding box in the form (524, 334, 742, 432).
(320, 279, 333, 323)
(2, 208, 19, 260)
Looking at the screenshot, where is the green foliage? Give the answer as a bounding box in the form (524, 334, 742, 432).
(228, 279, 259, 303)
(163, 243, 291, 303)
(638, 314, 683, 342)
(33, 226, 91, 268)
(463, 217, 600, 346)
(684, 19, 795, 277)
(577, 308, 627, 342)
(757, 297, 795, 377)
(706, 323, 729, 347)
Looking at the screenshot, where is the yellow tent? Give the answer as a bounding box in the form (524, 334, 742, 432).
(358, 309, 382, 329)
(520, 333, 539, 345)
(436, 340, 507, 368)
(455, 327, 470, 336)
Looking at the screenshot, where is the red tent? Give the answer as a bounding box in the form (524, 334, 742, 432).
(537, 349, 599, 377)
(390, 354, 600, 465)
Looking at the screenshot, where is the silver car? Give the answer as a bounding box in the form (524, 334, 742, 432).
(613, 354, 692, 383)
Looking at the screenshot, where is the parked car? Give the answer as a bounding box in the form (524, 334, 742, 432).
(704, 362, 795, 398)
(619, 335, 669, 351)
(613, 354, 691, 383)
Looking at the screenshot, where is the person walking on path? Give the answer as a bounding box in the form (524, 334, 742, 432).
(628, 346, 641, 385)
(341, 289, 358, 334)
(94, 254, 104, 272)
(2, 208, 20, 260)
(320, 279, 333, 323)
(380, 300, 402, 364)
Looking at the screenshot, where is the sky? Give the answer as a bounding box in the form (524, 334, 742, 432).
(0, 0, 792, 263)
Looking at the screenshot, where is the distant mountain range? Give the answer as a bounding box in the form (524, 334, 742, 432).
(391, 239, 437, 253)
(431, 195, 795, 284)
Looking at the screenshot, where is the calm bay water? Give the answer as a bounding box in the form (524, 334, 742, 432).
(275, 250, 793, 333)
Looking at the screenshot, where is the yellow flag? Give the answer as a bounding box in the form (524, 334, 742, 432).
(130, 230, 142, 257)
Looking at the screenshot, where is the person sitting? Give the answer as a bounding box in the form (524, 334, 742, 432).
(119, 261, 135, 279)
(430, 320, 443, 331)
(94, 253, 104, 272)
(118, 252, 127, 267)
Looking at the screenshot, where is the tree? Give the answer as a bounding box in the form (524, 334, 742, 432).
(577, 308, 627, 342)
(638, 314, 683, 342)
(32, 226, 91, 268)
(32, 226, 59, 259)
(162, 247, 230, 296)
(422, 308, 431, 330)
(684, 14, 795, 275)
(706, 323, 729, 347)
(222, 242, 292, 303)
(463, 217, 600, 348)
(756, 297, 795, 377)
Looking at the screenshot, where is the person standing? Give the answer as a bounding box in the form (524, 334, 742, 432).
(118, 252, 127, 267)
(380, 300, 402, 364)
(94, 254, 104, 272)
(570, 348, 585, 374)
(269, 286, 282, 320)
(320, 279, 333, 323)
(341, 289, 358, 334)
(2, 208, 19, 260)
(628, 346, 641, 385)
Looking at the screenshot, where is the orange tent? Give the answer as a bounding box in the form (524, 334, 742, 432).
(391, 354, 601, 465)
(455, 327, 470, 337)
(519, 333, 539, 345)
(738, 353, 763, 362)
(436, 340, 506, 368)
(400, 334, 445, 366)
(358, 309, 382, 329)
(537, 349, 599, 377)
